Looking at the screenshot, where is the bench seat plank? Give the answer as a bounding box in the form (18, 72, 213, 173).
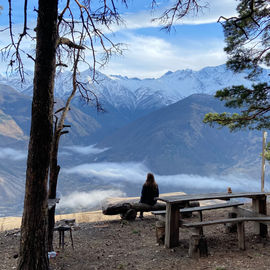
(151, 201, 244, 216)
(182, 216, 270, 228)
(181, 201, 244, 213)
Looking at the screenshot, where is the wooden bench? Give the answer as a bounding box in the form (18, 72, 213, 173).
(54, 225, 74, 250)
(152, 201, 244, 245)
(182, 216, 270, 257)
(152, 201, 244, 222)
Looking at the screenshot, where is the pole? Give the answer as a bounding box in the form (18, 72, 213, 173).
(261, 131, 267, 192)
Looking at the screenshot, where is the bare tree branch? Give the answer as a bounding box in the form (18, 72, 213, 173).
(57, 37, 85, 50)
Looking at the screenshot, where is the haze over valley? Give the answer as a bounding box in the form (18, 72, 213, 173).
(0, 64, 268, 216)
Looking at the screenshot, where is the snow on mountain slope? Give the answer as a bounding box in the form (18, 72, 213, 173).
(112, 65, 270, 100)
(1, 64, 270, 111)
(0, 70, 34, 92)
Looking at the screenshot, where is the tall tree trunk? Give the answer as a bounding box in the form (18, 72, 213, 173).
(17, 0, 58, 269)
(48, 133, 61, 251)
(47, 49, 81, 251)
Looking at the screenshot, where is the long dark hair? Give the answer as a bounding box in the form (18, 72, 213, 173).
(144, 173, 158, 189)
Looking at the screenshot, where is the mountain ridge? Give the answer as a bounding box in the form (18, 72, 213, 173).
(0, 66, 267, 216)
(94, 94, 261, 176)
(1, 64, 270, 113)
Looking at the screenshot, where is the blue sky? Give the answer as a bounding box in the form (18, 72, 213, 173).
(0, 0, 238, 78)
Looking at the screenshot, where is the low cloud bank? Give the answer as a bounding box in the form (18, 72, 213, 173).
(63, 162, 147, 184)
(58, 189, 125, 210)
(0, 148, 27, 161)
(63, 145, 109, 155)
(63, 162, 265, 193)
(157, 174, 262, 192)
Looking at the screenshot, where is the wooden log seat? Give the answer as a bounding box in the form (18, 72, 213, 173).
(103, 202, 167, 221)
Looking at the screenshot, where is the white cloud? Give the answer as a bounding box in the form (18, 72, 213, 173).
(63, 144, 109, 155)
(100, 33, 226, 78)
(106, 0, 238, 32)
(63, 162, 148, 183)
(0, 148, 27, 161)
(58, 189, 126, 210)
(0, 0, 236, 77)
(63, 161, 264, 193)
(157, 174, 262, 192)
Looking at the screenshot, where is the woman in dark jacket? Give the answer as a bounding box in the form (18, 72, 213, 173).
(139, 173, 159, 219)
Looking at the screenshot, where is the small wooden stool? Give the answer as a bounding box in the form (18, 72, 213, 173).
(54, 225, 74, 250)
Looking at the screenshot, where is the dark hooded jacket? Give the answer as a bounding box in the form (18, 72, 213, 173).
(140, 184, 159, 205)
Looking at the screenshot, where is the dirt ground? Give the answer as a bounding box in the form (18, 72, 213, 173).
(1, 205, 270, 270)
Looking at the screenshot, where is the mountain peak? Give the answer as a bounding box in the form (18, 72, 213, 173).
(1, 64, 270, 112)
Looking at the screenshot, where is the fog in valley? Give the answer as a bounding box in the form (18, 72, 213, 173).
(0, 145, 268, 216)
(61, 160, 266, 212)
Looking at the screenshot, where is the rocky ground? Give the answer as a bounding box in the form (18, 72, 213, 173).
(1, 205, 270, 270)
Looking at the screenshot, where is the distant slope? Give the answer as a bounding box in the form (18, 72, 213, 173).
(0, 84, 32, 138)
(2, 65, 269, 143)
(94, 94, 261, 176)
(0, 84, 102, 146)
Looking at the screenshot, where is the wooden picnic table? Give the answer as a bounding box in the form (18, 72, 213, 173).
(157, 192, 269, 248)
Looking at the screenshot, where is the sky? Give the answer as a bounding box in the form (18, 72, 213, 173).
(0, 0, 238, 78)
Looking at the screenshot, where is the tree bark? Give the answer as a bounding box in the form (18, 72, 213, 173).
(47, 48, 81, 251)
(47, 133, 61, 251)
(17, 0, 58, 269)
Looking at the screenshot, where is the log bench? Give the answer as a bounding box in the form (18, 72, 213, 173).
(182, 216, 270, 258)
(103, 202, 166, 220)
(103, 201, 199, 220)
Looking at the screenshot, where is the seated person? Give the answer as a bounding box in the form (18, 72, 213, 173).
(139, 173, 159, 219)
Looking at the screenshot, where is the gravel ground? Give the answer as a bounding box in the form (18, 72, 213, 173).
(1, 205, 270, 270)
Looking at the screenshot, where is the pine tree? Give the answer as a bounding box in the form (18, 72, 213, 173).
(204, 0, 270, 131)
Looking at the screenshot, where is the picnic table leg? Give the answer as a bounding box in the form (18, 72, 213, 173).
(58, 230, 61, 249)
(165, 203, 179, 248)
(252, 196, 267, 237)
(61, 230, 65, 250)
(69, 228, 74, 249)
(237, 221, 245, 250)
(198, 210, 203, 235)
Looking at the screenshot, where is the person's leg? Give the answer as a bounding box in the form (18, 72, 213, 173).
(139, 211, 144, 219)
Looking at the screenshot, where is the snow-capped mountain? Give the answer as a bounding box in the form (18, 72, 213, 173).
(0, 69, 34, 92)
(1, 64, 270, 112)
(1, 65, 269, 216)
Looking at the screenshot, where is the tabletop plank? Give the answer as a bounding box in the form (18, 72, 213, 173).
(156, 192, 269, 204)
